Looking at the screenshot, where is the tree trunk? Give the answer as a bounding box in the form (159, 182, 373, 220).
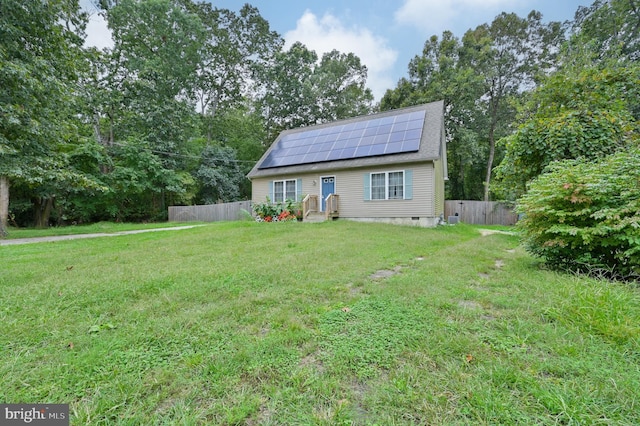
(33, 196, 54, 228)
(0, 176, 9, 237)
(458, 153, 466, 199)
(484, 131, 495, 202)
(484, 95, 499, 202)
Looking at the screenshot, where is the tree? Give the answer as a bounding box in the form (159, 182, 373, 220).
(378, 29, 484, 200)
(202, 107, 267, 199)
(255, 42, 373, 143)
(256, 42, 320, 140)
(90, 0, 206, 218)
(380, 12, 563, 201)
(572, 0, 640, 61)
(104, 0, 205, 157)
(0, 0, 97, 232)
(495, 61, 640, 198)
(461, 11, 564, 201)
(380, 31, 487, 199)
(195, 145, 244, 204)
(99, 138, 191, 221)
(312, 50, 374, 122)
(189, 2, 281, 139)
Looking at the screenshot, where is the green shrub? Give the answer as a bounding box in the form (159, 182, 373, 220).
(517, 148, 640, 281)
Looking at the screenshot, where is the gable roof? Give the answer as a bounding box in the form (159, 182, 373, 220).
(247, 100, 446, 179)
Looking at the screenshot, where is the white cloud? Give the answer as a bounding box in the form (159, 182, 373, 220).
(284, 10, 398, 101)
(394, 0, 526, 35)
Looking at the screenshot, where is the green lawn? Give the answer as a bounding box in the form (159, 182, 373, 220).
(1, 221, 638, 425)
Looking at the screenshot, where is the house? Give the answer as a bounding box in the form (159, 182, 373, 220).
(247, 100, 448, 227)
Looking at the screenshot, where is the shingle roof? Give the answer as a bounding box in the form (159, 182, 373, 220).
(247, 100, 445, 179)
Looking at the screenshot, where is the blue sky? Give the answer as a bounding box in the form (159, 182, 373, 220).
(84, 0, 594, 100)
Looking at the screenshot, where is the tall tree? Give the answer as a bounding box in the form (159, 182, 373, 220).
(461, 11, 564, 201)
(256, 42, 373, 143)
(0, 0, 95, 232)
(105, 0, 205, 158)
(494, 0, 640, 199)
(312, 50, 374, 122)
(571, 0, 640, 61)
(91, 0, 206, 218)
(381, 13, 563, 201)
(256, 42, 320, 140)
(380, 31, 486, 199)
(189, 2, 282, 135)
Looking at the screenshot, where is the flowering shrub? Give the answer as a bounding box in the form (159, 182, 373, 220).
(277, 210, 297, 222)
(253, 197, 300, 222)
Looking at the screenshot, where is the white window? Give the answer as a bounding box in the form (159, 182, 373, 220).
(370, 171, 405, 200)
(273, 179, 297, 202)
(371, 173, 386, 200)
(388, 171, 404, 199)
(285, 180, 296, 200)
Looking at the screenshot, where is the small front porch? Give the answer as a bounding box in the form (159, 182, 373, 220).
(302, 194, 339, 223)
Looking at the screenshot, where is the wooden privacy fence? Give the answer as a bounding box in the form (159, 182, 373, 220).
(168, 201, 252, 222)
(445, 200, 518, 226)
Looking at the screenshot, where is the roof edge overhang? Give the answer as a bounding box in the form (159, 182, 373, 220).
(247, 155, 440, 179)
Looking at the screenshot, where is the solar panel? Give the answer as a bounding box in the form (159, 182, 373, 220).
(258, 109, 426, 169)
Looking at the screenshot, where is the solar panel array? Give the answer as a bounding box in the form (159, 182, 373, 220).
(258, 109, 426, 169)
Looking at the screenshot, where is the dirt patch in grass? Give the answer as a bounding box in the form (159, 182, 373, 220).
(369, 266, 402, 280)
(479, 229, 516, 237)
(458, 300, 483, 310)
(348, 282, 364, 296)
(299, 353, 325, 374)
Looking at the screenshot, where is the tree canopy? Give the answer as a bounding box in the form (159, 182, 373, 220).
(495, 62, 640, 198)
(0, 0, 104, 234)
(2, 0, 637, 234)
(1, 0, 374, 231)
(381, 12, 564, 200)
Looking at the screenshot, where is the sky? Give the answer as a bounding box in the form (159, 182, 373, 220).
(83, 0, 594, 101)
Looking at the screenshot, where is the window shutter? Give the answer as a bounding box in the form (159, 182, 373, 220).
(363, 173, 371, 201)
(268, 181, 274, 201)
(404, 170, 413, 200)
(296, 178, 302, 201)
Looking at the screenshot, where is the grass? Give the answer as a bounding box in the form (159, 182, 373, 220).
(1, 220, 639, 425)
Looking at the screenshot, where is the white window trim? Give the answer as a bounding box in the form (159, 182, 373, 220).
(273, 179, 298, 202)
(370, 170, 405, 200)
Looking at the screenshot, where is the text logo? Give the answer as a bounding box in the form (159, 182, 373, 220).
(1, 405, 68, 426)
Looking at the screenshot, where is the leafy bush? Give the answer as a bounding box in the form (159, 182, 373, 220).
(517, 148, 640, 281)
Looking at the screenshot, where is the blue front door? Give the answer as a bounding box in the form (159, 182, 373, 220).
(321, 177, 335, 211)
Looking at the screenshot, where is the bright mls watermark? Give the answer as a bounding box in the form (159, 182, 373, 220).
(1, 404, 68, 425)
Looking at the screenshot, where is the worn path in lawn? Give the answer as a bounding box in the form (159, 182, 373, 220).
(0, 225, 203, 246)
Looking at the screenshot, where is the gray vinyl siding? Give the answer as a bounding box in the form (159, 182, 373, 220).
(433, 158, 445, 216)
(251, 176, 317, 204)
(251, 161, 437, 218)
